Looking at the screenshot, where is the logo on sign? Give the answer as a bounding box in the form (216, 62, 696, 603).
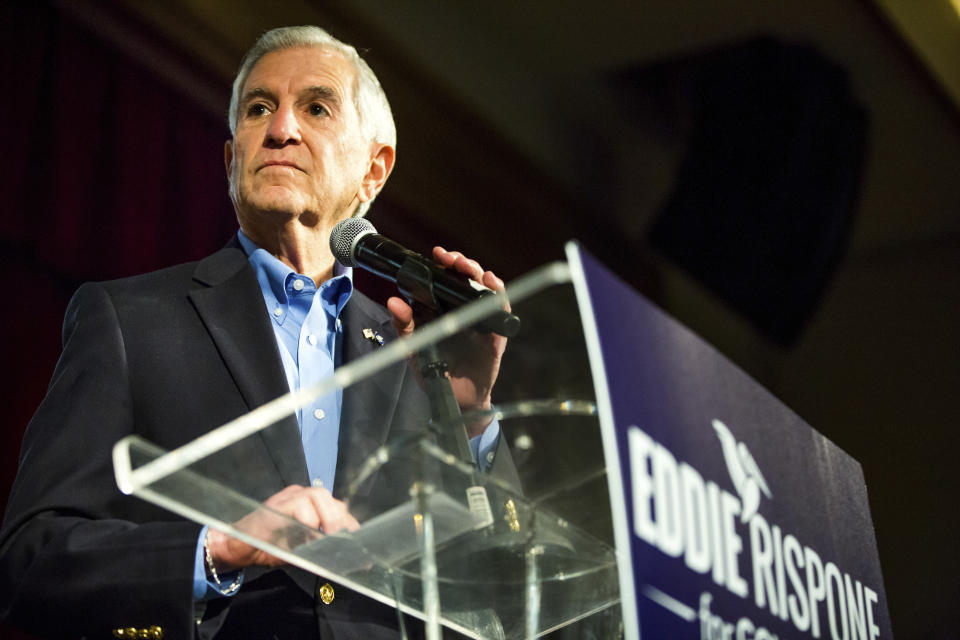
(628, 420, 883, 640)
(712, 419, 772, 523)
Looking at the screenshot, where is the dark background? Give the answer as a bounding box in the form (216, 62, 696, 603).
(2, 1, 958, 638)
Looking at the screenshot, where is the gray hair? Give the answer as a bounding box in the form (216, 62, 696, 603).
(228, 25, 396, 216)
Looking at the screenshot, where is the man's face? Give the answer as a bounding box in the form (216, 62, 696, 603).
(226, 46, 382, 228)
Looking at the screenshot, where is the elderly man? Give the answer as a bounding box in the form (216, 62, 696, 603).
(0, 25, 511, 639)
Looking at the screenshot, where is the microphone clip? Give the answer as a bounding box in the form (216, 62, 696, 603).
(396, 254, 442, 312)
(396, 256, 520, 338)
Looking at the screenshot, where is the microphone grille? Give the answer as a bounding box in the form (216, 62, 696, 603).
(330, 217, 376, 267)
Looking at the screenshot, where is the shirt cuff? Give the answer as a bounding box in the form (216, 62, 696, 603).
(193, 526, 244, 600)
(468, 417, 501, 473)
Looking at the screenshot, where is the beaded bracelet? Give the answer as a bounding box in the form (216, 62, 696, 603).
(203, 530, 242, 595)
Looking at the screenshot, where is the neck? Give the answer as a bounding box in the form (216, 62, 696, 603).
(240, 212, 346, 285)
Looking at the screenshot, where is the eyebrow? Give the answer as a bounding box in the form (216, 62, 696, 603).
(301, 85, 342, 111)
(239, 87, 275, 110)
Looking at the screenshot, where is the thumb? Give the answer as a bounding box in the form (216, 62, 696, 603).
(387, 296, 415, 337)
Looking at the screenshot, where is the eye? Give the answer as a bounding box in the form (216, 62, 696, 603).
(308, 103, 328, 117)
(246, 103, 269, 117)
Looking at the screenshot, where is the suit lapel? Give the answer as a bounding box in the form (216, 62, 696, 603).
(334, 291, 408, 498)
(188, 243, 309, 489)
(185, 244, 411, 497)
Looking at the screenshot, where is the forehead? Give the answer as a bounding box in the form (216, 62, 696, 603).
(244, 46, 356, 99)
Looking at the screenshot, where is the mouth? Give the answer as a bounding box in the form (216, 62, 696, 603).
(259, 161, 303, 172)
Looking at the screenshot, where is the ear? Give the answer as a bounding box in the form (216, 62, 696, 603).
(356, 143, 396, 203)
(224, 139, 234, 177)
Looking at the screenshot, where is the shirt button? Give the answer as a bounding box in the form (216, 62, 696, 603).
(273, 307, 283, 317)
(314, 408, 326, 420)
(486, 451, 496, 465)
(336, 318, 342, 329)
(293, 279, 305, 291)
(312, 478, 324, 488)
(307, 334, 318, 346)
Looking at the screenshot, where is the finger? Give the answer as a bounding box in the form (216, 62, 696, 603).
(321, 505, 361, 534)
(444, 251, 483, 280)
(433, 247, 487, 282)
(278, 488, 344, 532)
(291, 503, 323, 530)
(432, 246, 454, 266)
(306, 489, 361, 534)
(284, 491, 327, 529)
(268, 485, 326, 528)
(481, 270, 505, 291)
(387, 296, 415, 337)
(434, 248, 474, 272)
(455, 256, 483, 280)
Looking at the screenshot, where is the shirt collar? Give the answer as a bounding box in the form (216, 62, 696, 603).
(237, 229, 353, 318)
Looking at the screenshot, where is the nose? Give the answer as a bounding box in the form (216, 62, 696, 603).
(264, 103, 301, 147)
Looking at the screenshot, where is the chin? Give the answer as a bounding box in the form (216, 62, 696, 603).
(247, 192, 309, 217)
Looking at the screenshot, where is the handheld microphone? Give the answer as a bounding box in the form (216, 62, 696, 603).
(330, 218, 520, 337)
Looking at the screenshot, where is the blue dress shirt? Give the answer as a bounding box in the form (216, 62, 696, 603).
(238, 230, 352, 492)
(193, 231, 500, 599)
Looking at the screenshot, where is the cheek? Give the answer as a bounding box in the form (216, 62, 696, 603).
(237, 145, 256, 173)
(231, 134, 258, 168)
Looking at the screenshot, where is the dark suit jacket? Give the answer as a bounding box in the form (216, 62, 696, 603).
(0, 241, 516, 639)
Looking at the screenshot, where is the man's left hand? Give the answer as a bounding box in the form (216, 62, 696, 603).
(386, 247, 507, 438)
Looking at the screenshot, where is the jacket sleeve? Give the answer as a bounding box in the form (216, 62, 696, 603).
(0, 282, 200, 639)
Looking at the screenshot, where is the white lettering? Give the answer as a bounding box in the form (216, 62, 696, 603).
(806, 546, 826, 638)
(708, 481, 726, 588)
(681, 463, 712, 574)
(865, 586, 880, 640)
(653, 443, 684, 557)
(699, 592, 733, 640)
(826, 562, 849, 640)
(772, 525, 788, 621)
(628, 427, 657, 545)
(785, 534, 810, 632)
(721, 491, 748, 597)
(700, 592, 717, 640)
(845, 574, 867, 640)
(699, 592, 778, 640)
(750, 513, 778, 615)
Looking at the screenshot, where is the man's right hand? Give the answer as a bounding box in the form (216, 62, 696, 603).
(206, 484, 360, 572)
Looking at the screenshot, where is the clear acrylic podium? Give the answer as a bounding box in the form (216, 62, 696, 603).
(113, 260, 624, 639)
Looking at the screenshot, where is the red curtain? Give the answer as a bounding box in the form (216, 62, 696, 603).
(1, 8, 237, 636)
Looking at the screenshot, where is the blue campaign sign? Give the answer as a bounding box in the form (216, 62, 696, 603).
(566, 243, 892, 640)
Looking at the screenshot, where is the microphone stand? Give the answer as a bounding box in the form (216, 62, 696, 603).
(396, 256, 544, 640)
(396, 255, 475, 467)
(418, 343, 476, 466)
(397, 257, 475, 640)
